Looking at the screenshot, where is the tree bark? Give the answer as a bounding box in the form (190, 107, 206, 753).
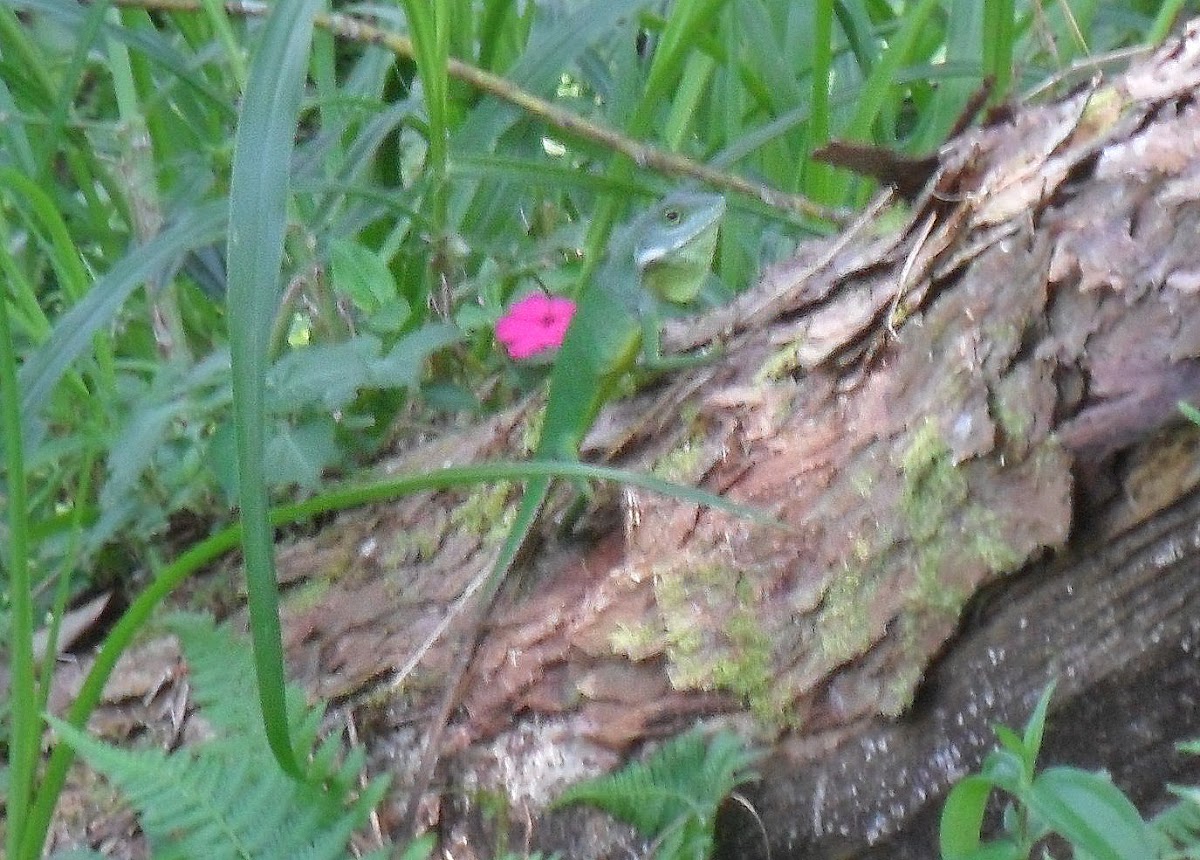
(715, 490, 1200, 858)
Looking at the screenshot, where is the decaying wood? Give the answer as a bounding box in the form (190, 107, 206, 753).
(50, 21, 1200, 859)
(714, 477, 1200, 859)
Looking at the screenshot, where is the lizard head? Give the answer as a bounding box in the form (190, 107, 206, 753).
(633, 191, 726, 305)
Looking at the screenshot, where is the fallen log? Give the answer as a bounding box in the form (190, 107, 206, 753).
(434, 22, 1200, 856)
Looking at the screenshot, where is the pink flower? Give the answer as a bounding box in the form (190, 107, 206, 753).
(495, 293, 576, 360)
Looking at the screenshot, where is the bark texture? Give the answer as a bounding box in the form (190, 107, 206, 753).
(54, 21, 1200, 860)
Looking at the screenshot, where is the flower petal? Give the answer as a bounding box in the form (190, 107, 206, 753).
(495, 294, 577, 360)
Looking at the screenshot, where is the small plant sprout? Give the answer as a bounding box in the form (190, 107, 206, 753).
(940, 680, 1153, 860)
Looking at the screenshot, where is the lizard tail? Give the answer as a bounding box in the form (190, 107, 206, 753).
(477, 474, 552, 609)
(404, 474, 553, 834)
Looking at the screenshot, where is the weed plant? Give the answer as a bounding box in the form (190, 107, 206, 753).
(942, 682, 1200, 860)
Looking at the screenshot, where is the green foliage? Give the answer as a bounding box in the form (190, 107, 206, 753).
(940, 681, 1168, 860)
(1141, 740, 1200, 859)
(48, 614, 391, 860)
(554, 729, 759, 860)
(224, 0, 326, 779)
(1151, 785, 1200, 858)
(940, 695, 1200, 858)
(329, 238, 414, 333)
(94, 322, 461, 547)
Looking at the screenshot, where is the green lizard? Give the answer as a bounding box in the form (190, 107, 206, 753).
(407, 191, 726, 825)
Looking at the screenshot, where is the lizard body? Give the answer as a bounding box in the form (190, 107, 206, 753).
(408, 192, 725, 829)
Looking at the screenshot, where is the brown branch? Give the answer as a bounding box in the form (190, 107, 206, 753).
(101, 0, 847, 223)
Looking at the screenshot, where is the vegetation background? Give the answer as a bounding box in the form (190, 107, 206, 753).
(0, 0, 1194, 858)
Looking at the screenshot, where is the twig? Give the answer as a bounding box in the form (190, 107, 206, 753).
(1021, 44, 1151, 103)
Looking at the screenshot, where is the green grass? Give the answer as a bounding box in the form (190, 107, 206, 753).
(0, 0, 1191, 856)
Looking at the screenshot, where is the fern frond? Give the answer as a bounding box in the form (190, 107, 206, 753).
(166, 613, 316, 747)
(48, 613, 389, 860)
(1151, 785, 1200, 859)
(554, 728, 758, 860)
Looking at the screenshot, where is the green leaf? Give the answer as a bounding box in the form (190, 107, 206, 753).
(265, 417, 341, 491)
(265, 326, 461, 413)
(225, 0, 324, 779)
(992, 725, 1025, 759)
(267, 337, 383, 413)
(1026, 767, 1151, 860)
(89, 352, 234, 546)
(845, 0, 941, 142)
(44, 615, 390, 860)
(330, 237, 403, 316)
(0, 151, 37, 860)
(907, 0, 985, 153)
(399, 0, 450, 235)
(365, 322, 462, 388)
(1151, 783, 1200, 853)
(940, 774, 995, 859)
(979, 749, 1025, 795)
(90, 399, 183, 542)
(1021, 680, 1056, 771)
(368, 300, 414, 333)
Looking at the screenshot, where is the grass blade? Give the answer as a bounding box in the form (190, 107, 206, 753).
(845, 0, 941, 143)
(0, 221, 37, 860)
(17, 201, 226, 448)
(401, 0, 450, 235)
(225, 0, 323, 778)
(454, 0, 650, 152)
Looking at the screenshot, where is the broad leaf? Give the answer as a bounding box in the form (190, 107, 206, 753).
(1026, 767, 1151, 860)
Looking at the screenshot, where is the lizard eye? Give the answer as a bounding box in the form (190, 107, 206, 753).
(663, 208, 681, 223)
